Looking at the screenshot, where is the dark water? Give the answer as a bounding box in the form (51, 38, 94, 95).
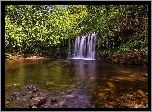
(5, 59, 148, 108)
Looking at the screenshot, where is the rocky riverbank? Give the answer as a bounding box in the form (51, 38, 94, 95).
(97, 49, 148, 67)
(5, 81, 148, 108)
(5, 54, 46, 60)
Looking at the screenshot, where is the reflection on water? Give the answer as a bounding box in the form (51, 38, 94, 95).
(73, 60, 96, 81)
(5, 59, 148, 108)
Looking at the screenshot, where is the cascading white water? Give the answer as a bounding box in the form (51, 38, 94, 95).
(72, 32, 97, 60)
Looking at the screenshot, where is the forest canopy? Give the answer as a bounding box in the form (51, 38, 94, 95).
(5, 5, 148, 57)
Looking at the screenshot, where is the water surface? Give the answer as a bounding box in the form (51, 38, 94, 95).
(5, 59, 148, 108)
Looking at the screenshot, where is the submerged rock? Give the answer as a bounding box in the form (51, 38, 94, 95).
(51, 98, 57, 103)
(5, 101, 10, 105)
(27, 85, 34, 90)
(66, 94, 73, 98)
(29, 97, 47, 108)
(137, 90, 146, 97)
(98, 93, 105, 97)
(12, 92, 20, 99)
(33, 88, 38, 92)
(59, 100, 65, 106)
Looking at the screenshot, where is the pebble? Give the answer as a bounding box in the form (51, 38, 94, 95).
(66, 94, 73, 98)
(32, 106, 37, 108)
(98, 93, 105, 97)
(12, 92, 19, 96)
(133, 92, 137, 96)
(108, 102, 114, 105)
(13, 84, 20, 86)
(105, 88, 111, 92)
(59, 101, 65, 106)
(33, 88, 38, 92)
(21, 93, 27, 96)
(67, 90, 71, 93)
(9, 97, 13, 101)
(90, 77, 96, 81)
(54, 104, 58, 107)
(142, 98, 148, 105)
(5, 101, 10, 104)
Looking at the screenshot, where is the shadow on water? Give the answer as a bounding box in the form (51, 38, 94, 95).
(5, 59, 148, 108)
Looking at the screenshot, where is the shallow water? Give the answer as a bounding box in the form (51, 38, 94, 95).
(5, 59, 148, 108)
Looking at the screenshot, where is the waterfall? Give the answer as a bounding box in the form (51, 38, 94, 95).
(72, 32, 97, 60)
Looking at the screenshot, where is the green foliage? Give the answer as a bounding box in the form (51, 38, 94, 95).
(141, 47, 148, 56)
(5, 5, 148, 57)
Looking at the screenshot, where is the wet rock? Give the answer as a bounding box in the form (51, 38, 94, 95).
(133, 92, 137, 96)
(30, 96, 34, 99)
(5, 101, 10, 104)
(21, 93, 27, 96)
(9, 97, 13, 101)
(112, 54, 117, 58)
(60, 92, 65, 95)
(13, 84, 20, 86)
(12, 92, 19, 97)
(32, 106, 37, 108)
(46, 81, 54, 85)
(72, 94, 78, 99)
(126, 93, 133, 98)
(54, 104, 58, 107)
(105, 88, 111, 92)
(70, 84, 76, 88)
(27, 85, 34, 90)
(33, 88, 38, 92)
(12, 92, 20, 99)
(59, 100, 65, 106)
(98, 93, 105, 97)
(106, 95, 115, 101)
(66, 94, 73, 98)
(29, 97, 47, 108)
(76, 82, 80, 85)
(137, 90, 146, 97)
(108, 102, 114, 105)
(51, 98, 57, 103)
(22, 98, 28, 101)
(142, 98, 148, 105)
(112, 59, 118, 63)
(67, 90, 71, 93)
(144, 74, 148, 77)
(106, 82, 115, 88)
(110, 90, 115, 94)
